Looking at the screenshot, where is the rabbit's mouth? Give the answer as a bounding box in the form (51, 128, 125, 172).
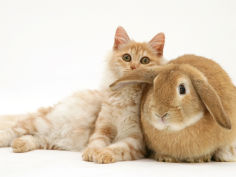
(151, 111, 204, 131)
(150, 112, 170, 130)
(154, 112, 169, 123)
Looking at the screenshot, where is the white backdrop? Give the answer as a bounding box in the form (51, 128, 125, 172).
(0, 0, 235, 114)
(0, 0, 236, 177)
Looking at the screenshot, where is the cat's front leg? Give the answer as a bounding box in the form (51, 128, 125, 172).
(82, 123, 116, 162)
(94, 135, 146, 164)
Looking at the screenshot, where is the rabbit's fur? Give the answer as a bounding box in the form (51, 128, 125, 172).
(110, 55, 236, 162)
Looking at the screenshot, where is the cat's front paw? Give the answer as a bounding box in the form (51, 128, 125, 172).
(82, 147, 100, 162)
(95, 148, 115, 164)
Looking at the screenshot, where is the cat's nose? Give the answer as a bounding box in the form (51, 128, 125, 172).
(130, 65, 136, 70)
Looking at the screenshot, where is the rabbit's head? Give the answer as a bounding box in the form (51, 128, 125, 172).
(110, 64, 231, 131)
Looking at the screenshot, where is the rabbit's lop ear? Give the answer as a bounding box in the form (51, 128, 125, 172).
(192, 79, 231, 129)
(110, 68, 159, 91)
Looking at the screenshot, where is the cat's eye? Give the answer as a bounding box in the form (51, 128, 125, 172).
(140, 57, 150, 64)
(122, 54, 131, 62)
(179, 84, 186, 95)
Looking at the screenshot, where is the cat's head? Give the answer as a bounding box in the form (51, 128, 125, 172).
(108, 26, 165, 78)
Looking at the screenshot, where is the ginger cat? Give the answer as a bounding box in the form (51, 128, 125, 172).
(82, 27, 165, 163)
(0, 27, 165, 163)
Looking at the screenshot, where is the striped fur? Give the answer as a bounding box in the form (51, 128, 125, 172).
(0, 90, 103, 152)
(0, 27, 165, 164)
(82, 27, 165, 163)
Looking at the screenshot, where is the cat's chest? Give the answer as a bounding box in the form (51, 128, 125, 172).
(104, 85, 143, 126)
(106, 85, 143, 106)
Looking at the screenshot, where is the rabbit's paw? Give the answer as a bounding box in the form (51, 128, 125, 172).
(153, 153, 178, 162)
(213, 146, 236, 162)
(184, 154, 212, 163)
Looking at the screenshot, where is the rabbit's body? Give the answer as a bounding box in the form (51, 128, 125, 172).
(142, 55, 236, 162)
(111, 54, 236, 162)
(142, 99, 236, 162)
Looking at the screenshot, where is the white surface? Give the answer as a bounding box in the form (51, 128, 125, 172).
(0, 0, 236, 177)
(1, 148, 236, 177)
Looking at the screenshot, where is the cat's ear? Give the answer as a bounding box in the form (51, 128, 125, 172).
(113, 26, 130, 50)
(149, 32, 165, 56)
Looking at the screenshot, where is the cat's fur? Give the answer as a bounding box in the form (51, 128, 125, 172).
(0, 27, 165, 163)
(82, 27, 165, 163)
(0, 90, 103, 152)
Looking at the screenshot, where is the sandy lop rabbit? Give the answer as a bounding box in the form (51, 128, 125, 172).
(110, 55, 236, 162)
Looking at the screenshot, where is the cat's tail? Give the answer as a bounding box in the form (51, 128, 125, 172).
(0, 107, 51, 147)
(0, 114, 28, 147)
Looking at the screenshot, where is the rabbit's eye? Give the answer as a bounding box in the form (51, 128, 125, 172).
(179, 84, 186, 95)
(122, 54, 132, 62)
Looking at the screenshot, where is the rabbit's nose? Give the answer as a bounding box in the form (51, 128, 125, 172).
(154, 112, 168, 120)
(161, 113, 168, 119)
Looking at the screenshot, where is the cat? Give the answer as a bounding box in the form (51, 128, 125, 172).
(82, 27, 165, 163)
(0, 26, 165, 163)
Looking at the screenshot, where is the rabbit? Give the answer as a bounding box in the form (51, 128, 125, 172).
(110, 54, 236, 162)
